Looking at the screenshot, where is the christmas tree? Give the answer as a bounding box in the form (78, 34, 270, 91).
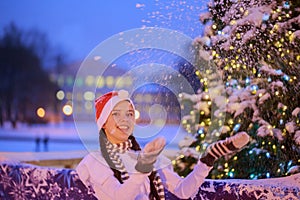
(174, 0, 300, 179)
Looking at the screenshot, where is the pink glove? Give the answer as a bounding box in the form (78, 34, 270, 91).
(200, 132, 250, 166)
(135, 137, 166, 173)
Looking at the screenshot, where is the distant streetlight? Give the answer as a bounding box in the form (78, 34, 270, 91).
(83, 91, 95, 101)
(56, 90, 65, 100)
(62, 104, 73, 116)
(36, 107, 45, 118)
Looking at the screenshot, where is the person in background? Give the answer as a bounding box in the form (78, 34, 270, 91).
(76, 90, 250, 200)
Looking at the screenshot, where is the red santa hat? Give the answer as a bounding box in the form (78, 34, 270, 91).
(95, 90, 135, 131)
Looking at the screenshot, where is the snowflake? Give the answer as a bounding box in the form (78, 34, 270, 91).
(24, 168, 49, 194)
(48, 182, 61, 198)
(0, 165, 13, 190)
(9, 181, 31, 200)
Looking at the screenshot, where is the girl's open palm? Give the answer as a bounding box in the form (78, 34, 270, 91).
(143, 137, 166, 154)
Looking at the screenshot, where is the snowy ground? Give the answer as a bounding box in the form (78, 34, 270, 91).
(0, 121, 189, 153)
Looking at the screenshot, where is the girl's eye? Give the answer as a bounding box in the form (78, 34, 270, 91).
(112, 112, 120, 116)
(126, 112, 134, 117)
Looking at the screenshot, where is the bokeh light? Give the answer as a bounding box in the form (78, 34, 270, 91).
(56, 90, 65, 100)
(36, 107, 45, 118)
(62, 105, 73, 116)
(83, 91, 95, 101)
(135, 109, 140, 120)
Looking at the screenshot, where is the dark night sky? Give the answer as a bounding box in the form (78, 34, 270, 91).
(0, 0, 147, 62)
(0, 0, 207, 63)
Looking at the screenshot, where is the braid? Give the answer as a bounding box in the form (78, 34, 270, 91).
(149, 171, 160, 200)
(99, 129, 123, 183)
(128, 135, 141, 151)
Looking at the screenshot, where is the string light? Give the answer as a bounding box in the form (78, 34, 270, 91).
(175, 0, 300, 180)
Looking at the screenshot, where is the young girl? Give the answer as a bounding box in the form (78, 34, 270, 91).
(76, 90, 249, 200)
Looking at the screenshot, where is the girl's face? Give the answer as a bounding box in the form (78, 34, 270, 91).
(103, 100, 135, 144)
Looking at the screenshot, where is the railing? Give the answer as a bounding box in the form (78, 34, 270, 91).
(0, 149, 178, 168)
(0, 150, 88, 168)
(1, 159, 299, 199)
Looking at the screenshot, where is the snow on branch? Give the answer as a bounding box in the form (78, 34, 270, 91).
(211, 3, 276, 50)
(258, 93, 271, 104)
(292, 107, 300, 117)
(257, 123, 284, 141)
(269, 81, 286, 93)
(285, 121, 296, 134)
(235, 4, 274, 28)
(199, 12, 212, 23)
(294, 130, 300, 145)
(277, 15, 300, 39)
(259, 65, 284, 76)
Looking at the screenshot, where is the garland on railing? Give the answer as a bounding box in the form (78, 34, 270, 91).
(1, 162, 299, 200)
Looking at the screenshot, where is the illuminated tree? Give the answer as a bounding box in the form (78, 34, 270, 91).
(174, 0, 300, 179)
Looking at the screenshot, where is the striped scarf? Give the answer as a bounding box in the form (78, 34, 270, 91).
(106, 139, 132, 180)
(105, 139, 165, 200)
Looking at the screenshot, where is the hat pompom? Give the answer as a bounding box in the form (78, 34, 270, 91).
(118, 90, 129, 99)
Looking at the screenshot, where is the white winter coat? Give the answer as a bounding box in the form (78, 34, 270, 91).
(76, 151, 211, 200)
